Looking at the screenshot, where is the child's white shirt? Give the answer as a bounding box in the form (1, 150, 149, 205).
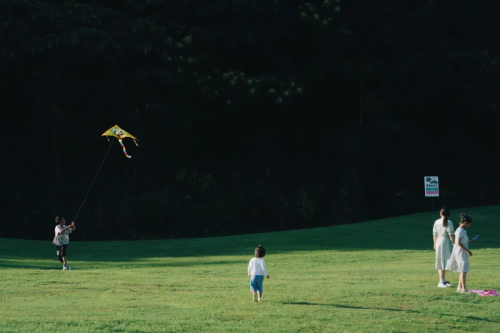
(248, 257, 268, 276)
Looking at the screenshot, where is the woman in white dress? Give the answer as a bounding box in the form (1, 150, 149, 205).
(446, 213, 473, 293)
(432, 206, 454, 287)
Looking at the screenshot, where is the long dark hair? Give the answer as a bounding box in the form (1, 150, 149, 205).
(440, 206, 450, 227)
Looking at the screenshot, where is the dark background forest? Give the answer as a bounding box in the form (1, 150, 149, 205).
(1, 0, 499, 240)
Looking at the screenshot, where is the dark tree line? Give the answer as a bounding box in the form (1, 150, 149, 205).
(1, 0, 499, 240)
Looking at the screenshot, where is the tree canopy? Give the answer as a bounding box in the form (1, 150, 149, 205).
(1, 0, 499, 240)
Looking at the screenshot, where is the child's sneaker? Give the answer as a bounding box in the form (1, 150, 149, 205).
(63, 264, 71, 270)
(444, 281, 453, 287)
(258, 298, 262, 302)
(437, 282, 448, 288)
(252, 293, 258, 302)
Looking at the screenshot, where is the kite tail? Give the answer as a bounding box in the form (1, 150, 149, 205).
(133, 139, 139, 147)
(118, 138, 132, 158)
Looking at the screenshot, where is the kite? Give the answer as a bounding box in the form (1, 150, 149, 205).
(102, 125, 139, 158)
(471, 290, 500, 296)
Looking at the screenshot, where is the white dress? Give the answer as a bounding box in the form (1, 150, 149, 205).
(433, 219, 454, 270)
(446, 227, 469, 273)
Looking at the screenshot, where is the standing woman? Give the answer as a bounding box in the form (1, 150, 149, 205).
(53, 216, 76, 270)
(447, 213, 474, 293)
(433, 206, 454, 287)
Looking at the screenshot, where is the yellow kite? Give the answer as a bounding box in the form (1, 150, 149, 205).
(102, 125, 139, 158)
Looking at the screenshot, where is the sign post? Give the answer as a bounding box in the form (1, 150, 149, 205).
(424, 176, 439, 211)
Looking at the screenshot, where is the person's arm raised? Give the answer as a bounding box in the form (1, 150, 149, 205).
(58, 224, 75, 234)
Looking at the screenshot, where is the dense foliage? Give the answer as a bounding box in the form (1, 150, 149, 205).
(1, 0, 499, 240)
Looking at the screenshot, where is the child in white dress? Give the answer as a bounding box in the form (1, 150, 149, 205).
(433, 206, 454, 287)
(446, 213, 473, 293)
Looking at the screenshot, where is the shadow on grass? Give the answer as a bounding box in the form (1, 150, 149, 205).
(437, 312, 500, 324)
(0, 262, 62, 270)
(1, 205, 499, 264)
(282, 301, 419, 313)
(465, 316, 500, 323)
(0, 258, 243, 270)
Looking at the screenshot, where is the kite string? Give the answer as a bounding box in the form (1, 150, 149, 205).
(73, 138, 115, 222)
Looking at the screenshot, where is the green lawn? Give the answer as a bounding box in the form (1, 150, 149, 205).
(1, 206, 499, 332)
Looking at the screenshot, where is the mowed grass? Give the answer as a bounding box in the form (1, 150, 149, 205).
(1, 206, 499, 332)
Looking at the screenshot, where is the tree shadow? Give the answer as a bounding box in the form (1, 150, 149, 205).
(0, 262, 62, 270)
(1, 205, 499, 265)
(464, 316, 499, 323)
(282, 301, 419, 313)
(0, 258, 243, 270)
(435, 311, 500, 324)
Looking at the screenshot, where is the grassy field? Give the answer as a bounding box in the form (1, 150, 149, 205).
(1, 206, 499, 332)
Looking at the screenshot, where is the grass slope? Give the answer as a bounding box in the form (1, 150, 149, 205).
(1, 206, 499, 332)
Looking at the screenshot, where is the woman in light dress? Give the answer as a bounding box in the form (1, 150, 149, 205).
(432, 207, 454, 287)
(446, 213, 474, 293)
